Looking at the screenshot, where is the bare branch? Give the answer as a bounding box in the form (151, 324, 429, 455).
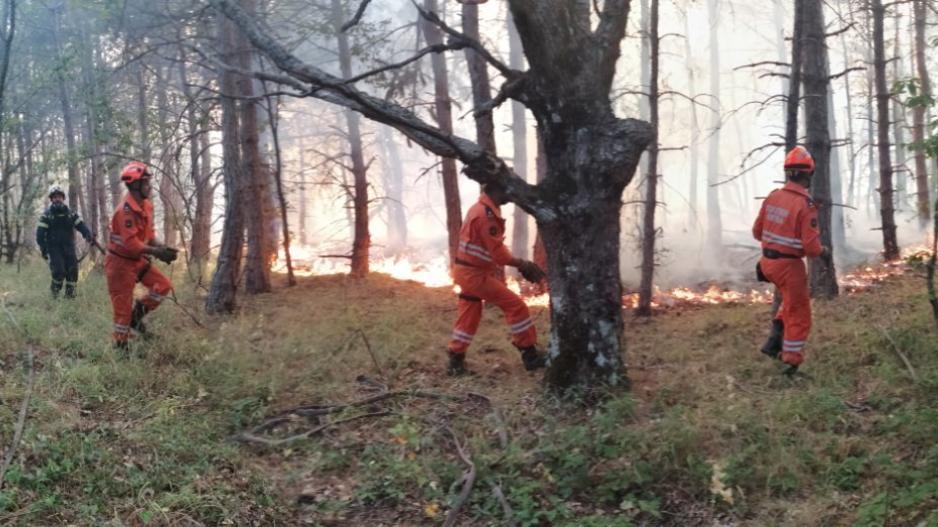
(734, 60, 790, 71)
(829, 66, 865, 81)
(341, 0, 374, 32)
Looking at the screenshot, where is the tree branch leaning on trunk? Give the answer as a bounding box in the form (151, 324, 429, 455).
(208, 0, 550, 217)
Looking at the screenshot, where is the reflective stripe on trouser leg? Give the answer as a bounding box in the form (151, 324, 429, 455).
(139, 264, 173, 311)
(476, 273, 537, 349)
(449, 295, 482, 354)
(763, 258, 811, 367)
(105, 255, 137, 344)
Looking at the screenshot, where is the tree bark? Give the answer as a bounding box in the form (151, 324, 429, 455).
(212, 0, 652, 391)
(239, 0, 272, 293)
(872, 0, 900, 260)
(191, 112, 215, 282)
(508, 11, 528, 260)
(636, 0, 659, 317)
(912, 0, 932, 225)
(265, 91, 295, 286)
(51, 6, 84, 217)
(422, 0, 461, 265)
(840, 29, 859, 209)
(297, 144, 308, 245)
(785, 0, 804, 151)
(802, 0, 838, 298)
(333, 0, 370, 278)
(206, 13, 245, 314)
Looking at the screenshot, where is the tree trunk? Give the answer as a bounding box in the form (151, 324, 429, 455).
(333, 0, 370, 278)
(135, 63, 151, 163)
(265, 91, 295, 286)
(892, 9, 908, 209)
(840, 29, 859, 209)
(422, 0, 460, 264)
(786, 0, 804, 150)
(206, 14, 245, 314)
(827, 90, 847, 252)
(636, 0, 659, 316)
(191, 113, 214, 281)
(684, 10, 700, 231)
(380, 127, 407, 256)
(462, 2, 496, 153)
(156, 66, 180, 248)
(52, 7, 84, 216)
(872, 0, 900, 260)
(802, 0, 838, 298)
(705, 0, 723, 257)
(866, 9, 879, 214)
(508, 11, 529, 260)
(912, 0, 932, 226)
(297, 144, 308, 245)
(239, 0, 272, 293)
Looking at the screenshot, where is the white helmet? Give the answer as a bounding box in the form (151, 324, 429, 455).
(48, 184, 66, 199)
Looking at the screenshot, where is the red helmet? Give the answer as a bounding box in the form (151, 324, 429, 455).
(120, 161, 151, 184)
(783, 146, 815, 174)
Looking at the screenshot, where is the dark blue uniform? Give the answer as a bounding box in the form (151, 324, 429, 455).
(36, 204, 93, 298)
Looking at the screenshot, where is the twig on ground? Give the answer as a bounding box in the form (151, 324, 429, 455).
(0, 298, 36, 490)
(356, 328, 384, 378)
(490, 482, 517, 526)
(443, 427, 477, 527)
(878, 326, 919, 382)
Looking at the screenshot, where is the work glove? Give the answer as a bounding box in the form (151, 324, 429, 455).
(153, 246, 179, 264)
(517, 260, 546, 284)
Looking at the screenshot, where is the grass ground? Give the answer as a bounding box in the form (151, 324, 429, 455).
(0, 255, 936, 526)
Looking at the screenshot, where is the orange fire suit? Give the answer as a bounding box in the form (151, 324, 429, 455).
(105, 194, 173, 344)
(448, 193, 537, 354)
(752, 181, 823, 366)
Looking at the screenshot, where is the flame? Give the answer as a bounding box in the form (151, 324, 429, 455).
(273, 243, 933, 310)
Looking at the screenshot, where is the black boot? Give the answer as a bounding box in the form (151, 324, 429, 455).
(760, 319, 784, 359)
(130, 302, 149, 335)
(64, 283, 76, 299)
(518, 346, 547, 371)
(50, 279, 63, 299)
(447, 350, 470, 376)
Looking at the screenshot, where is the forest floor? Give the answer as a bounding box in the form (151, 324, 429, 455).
(0, 253, 936, 526)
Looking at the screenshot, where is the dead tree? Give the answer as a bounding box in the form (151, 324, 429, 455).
(421, 0, 461, 264)
(333, 0, 370, 278)
(872, 0, 900, 260)
(210, 0, 652, 390)
(803, 0, 838, 297)
(706, 0, 723, 257)
(205, 13, 245, 314)
(636, 0, 659, 317)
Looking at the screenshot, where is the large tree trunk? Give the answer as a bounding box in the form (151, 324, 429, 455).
(52, 7, 84, 216)
(508, 11, 529, 260)
(636, 0, 659, 317)
(840, 29, 859, 209)
(156, 66, 181, 248)
(422, 0, 460, 264)
(333, 0, 370, 278)
(872, 0, 900, 260)
(206, 14, 245, 314)
(705, 0, 723, 257)
(827, 90, 847, 252)
(912, 0, 932, 226)
(803, 0, 838, 298)
(785, 0, 804, 150)
(265, 91, 295, 286)
(239, 0, 272, 293)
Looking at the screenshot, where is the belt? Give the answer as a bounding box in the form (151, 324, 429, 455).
(763, 248, 801, 260)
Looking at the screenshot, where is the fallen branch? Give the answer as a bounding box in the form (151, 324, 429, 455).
(238, 410, 392, 447)
(491, 482, 517, 526)
(443, 427, 477, 527)
(249, 389, 462, 434)
(878, 326, 918, 382)
(356, 328, 384, 378)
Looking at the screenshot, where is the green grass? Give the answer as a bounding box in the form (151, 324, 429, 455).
(0, 257, 937, 525)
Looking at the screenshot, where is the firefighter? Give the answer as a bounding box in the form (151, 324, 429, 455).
(36, 185, 95, 298)
(752, 146, 831, 375)
(105, 162, 178, 349)
(446, 182, 548, 375)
